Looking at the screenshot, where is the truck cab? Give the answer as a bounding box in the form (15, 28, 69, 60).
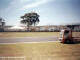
(59, 29, 72, 43)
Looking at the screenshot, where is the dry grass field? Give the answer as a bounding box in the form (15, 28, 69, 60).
(0, 32, 80, 37)
(0, 32, 60, 37)
(0, 32, 80, 60)
(72, 32, 80, 37)
(0, 42, 80, 60)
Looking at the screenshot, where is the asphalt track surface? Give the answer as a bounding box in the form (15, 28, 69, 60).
(0, 36, 59, 44)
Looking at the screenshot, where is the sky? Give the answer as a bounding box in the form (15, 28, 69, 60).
(0, 0, 80, 26)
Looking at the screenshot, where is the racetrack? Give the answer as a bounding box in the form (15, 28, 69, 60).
(0, 36, 59, 44)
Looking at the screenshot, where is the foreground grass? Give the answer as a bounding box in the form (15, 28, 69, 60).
(0, 42, 80, 60)
(0, 32, 59, 37)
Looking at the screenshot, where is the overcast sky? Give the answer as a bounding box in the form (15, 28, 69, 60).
(0, 0, 80, 26)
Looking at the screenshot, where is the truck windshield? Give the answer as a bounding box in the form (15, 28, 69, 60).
(64, 30, 69, 34)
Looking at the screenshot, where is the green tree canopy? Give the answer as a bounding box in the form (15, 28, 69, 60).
(20, 12, 40, 31)
(0, 17, 5, 26)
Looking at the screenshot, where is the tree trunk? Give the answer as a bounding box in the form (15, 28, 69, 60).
(34, 23, 35, 27)
(33, 23, 36, 31)
(27, 25, 30, 32)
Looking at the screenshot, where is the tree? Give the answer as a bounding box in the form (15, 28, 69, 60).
(0, 17, 5, 31)
(20, 12, 40, 31)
